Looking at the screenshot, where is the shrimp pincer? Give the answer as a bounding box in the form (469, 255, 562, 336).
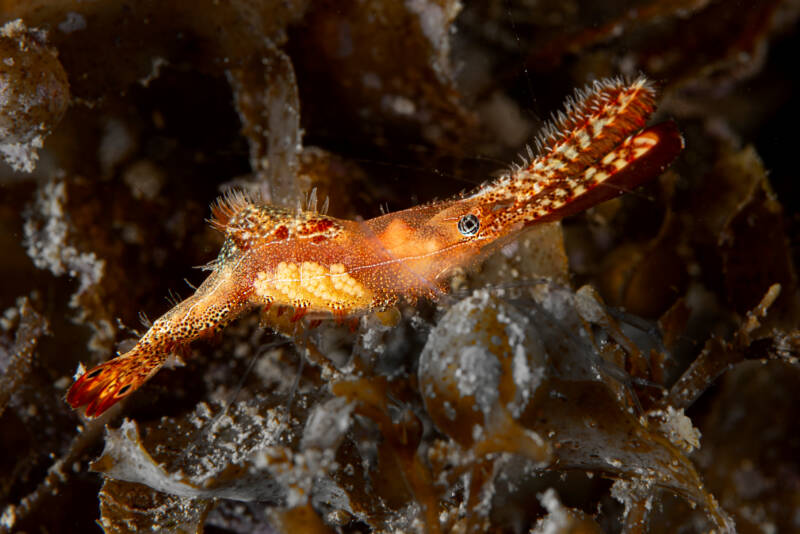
(67, 76, 684, 417)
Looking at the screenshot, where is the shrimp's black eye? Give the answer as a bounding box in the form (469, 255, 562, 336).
(457, 214, 480, 236)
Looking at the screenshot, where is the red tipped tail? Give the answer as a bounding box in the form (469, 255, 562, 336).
(67, 352, 165, 417)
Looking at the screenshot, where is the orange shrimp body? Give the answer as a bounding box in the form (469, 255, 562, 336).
(67, 77, 683, 416)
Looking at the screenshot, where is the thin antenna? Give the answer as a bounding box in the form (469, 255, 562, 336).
(184, 338, 291, 456)
(504, 0, 536, 108)
(348, 156, 495, 188)
(287, 342, 306, 411)
(595, 181, 655, 202)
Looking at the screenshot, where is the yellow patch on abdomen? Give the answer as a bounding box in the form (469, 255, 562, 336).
(253, 261, 372, 314)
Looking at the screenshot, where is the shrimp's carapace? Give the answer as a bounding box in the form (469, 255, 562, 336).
(67, 76, 684, 417)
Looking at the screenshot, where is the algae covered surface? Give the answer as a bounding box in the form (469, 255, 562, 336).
(1, 1, 800, 533)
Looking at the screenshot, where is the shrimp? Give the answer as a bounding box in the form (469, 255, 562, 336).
(67, 76, 684, 417)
